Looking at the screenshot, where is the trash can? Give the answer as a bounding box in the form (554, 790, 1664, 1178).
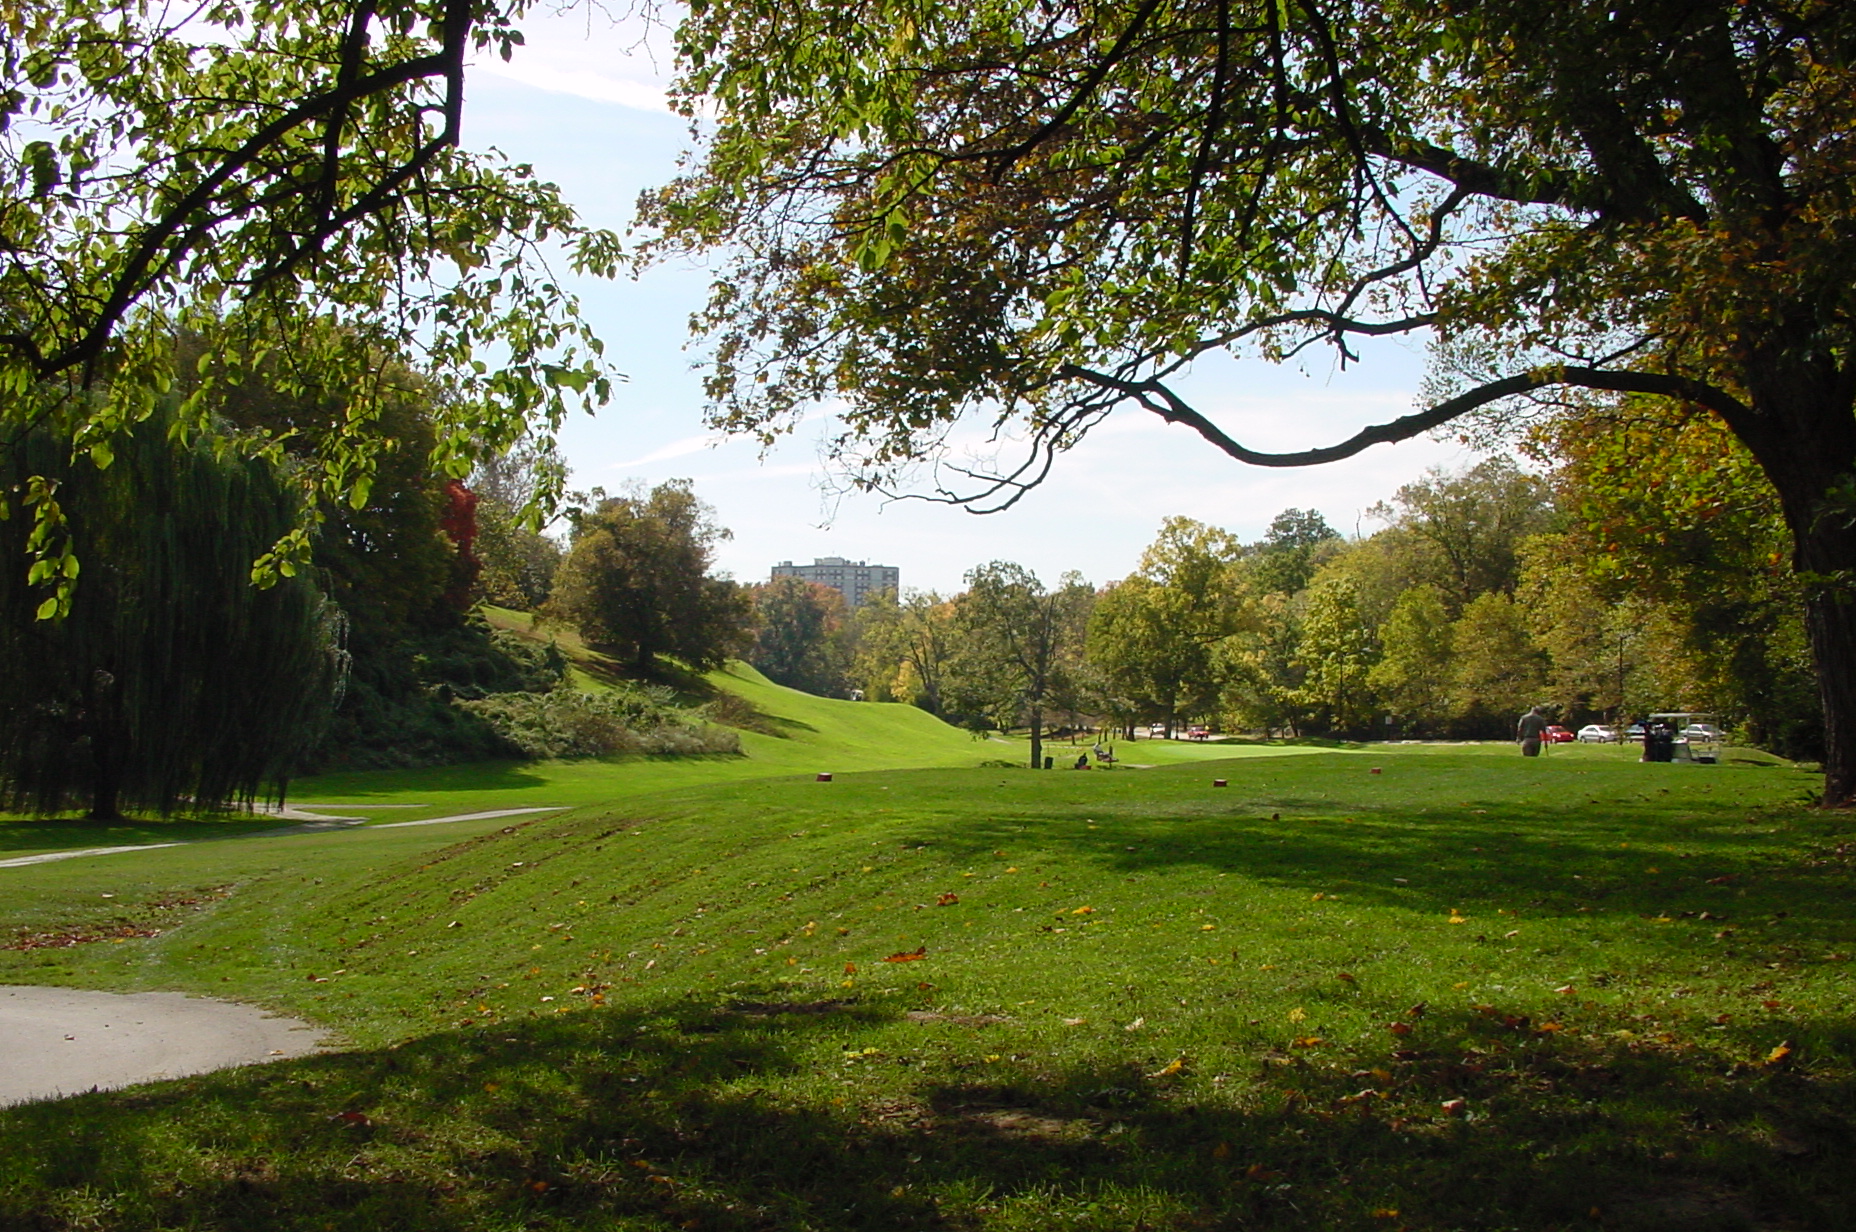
(1043, 756, 1053, 770)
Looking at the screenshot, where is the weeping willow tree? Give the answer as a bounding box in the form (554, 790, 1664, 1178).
(0, 413, 345, 820)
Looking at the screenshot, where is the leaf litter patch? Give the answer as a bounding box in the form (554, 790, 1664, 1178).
(927, 1085, 1104, 1142)
(3, 886, 230, 951)
(724, 998, 858, 1018)
(902, 1009, 1011, 1027)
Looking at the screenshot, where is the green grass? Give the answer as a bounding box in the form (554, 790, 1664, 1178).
(289, 662, 1008, 812)
(0, 661, 999, 856)
(4, 740, 1854, 1230)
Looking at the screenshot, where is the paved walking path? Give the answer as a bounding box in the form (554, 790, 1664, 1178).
(0, 804, 577, 1101)
(0, 986, 328, 1106)
(0, 806, 568, 869)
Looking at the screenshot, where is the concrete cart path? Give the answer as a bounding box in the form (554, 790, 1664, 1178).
(0, 986, 329, 1106)
(0, 806, 568, 869)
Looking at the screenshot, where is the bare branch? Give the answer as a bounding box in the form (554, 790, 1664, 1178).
(1060, 363, 1752, 467)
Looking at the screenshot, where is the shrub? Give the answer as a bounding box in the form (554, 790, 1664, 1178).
(314, 614, 568, 771)
(700, 689, 786, 737)
(459, 685, 741, 759)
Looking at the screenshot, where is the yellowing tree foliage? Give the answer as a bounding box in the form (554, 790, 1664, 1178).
(650, 0, 1856, 800)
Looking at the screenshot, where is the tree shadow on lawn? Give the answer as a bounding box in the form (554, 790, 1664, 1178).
(0, 814, 292, 854)
(899, 763, 1854, 941)
(1, 991, 1851, 1230)
(295, 760, 559, 800)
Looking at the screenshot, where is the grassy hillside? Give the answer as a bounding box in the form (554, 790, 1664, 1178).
(3, 747, 1853, 1229)
(0, 652, 1006, 858)
(2, 606, 1326, 857)
(285, 660, 1007, 814)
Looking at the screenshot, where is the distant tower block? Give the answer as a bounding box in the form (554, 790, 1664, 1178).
(770, 557, 900, 607)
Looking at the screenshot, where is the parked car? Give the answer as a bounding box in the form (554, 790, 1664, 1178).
(1186, 724, 1210, 740)
(1543, 725, 1575, 743)
(1624, 722, 1647, 742)
(1147, 723, 1169, 738)
(1576, 724, 1617, 743)
(1682, 723, 1723, 741)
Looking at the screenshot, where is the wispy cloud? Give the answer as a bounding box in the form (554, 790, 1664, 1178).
(475, 59, 672, 112)
(605, 433, 722, 469)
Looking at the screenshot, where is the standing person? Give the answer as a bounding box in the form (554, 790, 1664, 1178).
(1517, 705, 1550, 757)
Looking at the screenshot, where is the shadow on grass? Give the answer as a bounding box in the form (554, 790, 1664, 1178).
(0, 815, 290, 855)
(298, 760, 559, 800)
(883, 758, 1852, 936)
(1214, 735, 1373, 750)
(2, 989, 1851, 1231)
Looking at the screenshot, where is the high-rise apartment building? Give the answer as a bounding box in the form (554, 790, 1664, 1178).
(770, 557, 900, 607)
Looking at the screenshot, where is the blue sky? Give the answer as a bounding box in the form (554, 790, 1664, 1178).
(460, 10, 1483, 594)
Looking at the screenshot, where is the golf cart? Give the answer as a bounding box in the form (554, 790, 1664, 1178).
(1644, 712, 1721, 764)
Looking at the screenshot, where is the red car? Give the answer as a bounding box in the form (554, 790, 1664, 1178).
(1543, 725, 1575, 743)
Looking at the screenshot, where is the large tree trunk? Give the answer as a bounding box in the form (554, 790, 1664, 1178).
(84, 669, 127, 821)
(86, 722, 125, 821)
(1029, 705, 1043, 770)
(1734, 354, 1856, 805)
(1802, 579, 1856, 805)
(87, 775, 122, 823)
(1787, 494, 1856, 805)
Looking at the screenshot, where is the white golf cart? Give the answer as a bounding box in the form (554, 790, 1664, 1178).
(1645, 712, 1722, 764)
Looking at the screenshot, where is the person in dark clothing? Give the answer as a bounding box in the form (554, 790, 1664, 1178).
(1517, 705, 1549, 757)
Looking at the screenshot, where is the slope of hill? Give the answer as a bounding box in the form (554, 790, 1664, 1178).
(285, 643, 1003, 819)
(1, 748, 1847, 1229)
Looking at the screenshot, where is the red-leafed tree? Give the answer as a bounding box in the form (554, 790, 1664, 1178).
(440, 480, 482, 611)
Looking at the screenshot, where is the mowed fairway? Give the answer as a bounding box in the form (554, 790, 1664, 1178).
(4, 727, 1855, 1228)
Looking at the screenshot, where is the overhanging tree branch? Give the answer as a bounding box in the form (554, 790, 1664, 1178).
(3, 0, 478, 384)
(1060, 363, 1752, 467)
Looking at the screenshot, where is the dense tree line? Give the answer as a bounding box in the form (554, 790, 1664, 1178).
(745, 439, 1819, 760)
(16, 387, 1799, 818)
(0, 345, 574, 815)
(0, 364, 733, 816)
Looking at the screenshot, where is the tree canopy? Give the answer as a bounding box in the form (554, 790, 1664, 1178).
(1089, 518, 1247, 730)
(546, 481, 752, 676)
(649, 0, 1856, 801)
(0, 412, 343, 818)
(950, 563, 1094, 768)
(2, 0, 616, 608)
(749, 576, 851, 696)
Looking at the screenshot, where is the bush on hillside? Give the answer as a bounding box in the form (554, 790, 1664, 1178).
(315, 615, 565, 770)
(418, 622, 567, 699)
(700, 688, 787, 737)
(459, 684, 741, 759)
